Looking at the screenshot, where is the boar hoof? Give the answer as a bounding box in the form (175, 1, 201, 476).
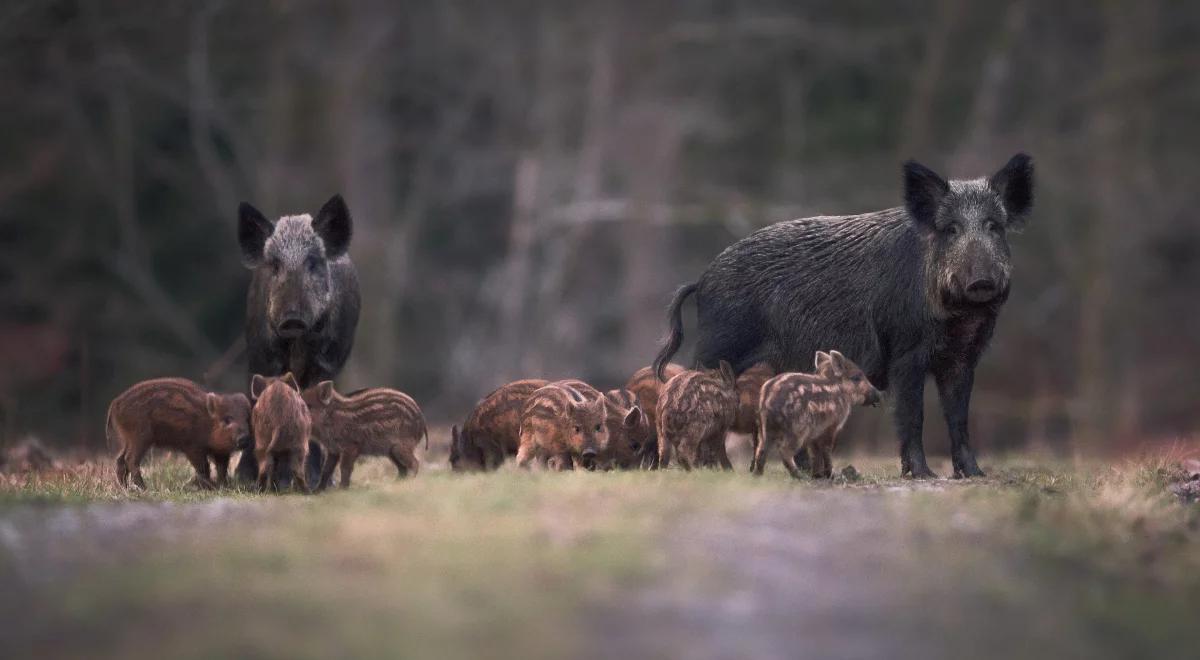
(907, 466, 939, 480)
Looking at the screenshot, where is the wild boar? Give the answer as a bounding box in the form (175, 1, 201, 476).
(235, 194, 362, 486)
(654, 154, 1034, 478)
(250, 373, 312, 493)
(302, 381, 428, 490)
(515, 383, 608, 470)
(106, 378, 251, 489)
(753, 351, 881, 479)
(656, 361, 737, 471)
(453, 379, 549, 472)
(553, 380, 649, 470)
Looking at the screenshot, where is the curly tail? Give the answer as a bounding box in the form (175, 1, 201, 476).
(653, 282, 698, 382)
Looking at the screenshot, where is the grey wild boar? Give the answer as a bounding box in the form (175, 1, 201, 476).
(515, 382, 609, 470)
(655, 155, 1034, 478)
(106, 378, 251, 489)
(753, 350, 881, 479)
(250, 373, 312, 493)
(656, 361, 737, 471)
(453, 379, 549, 472)
(302, 381, 428, 490)
(236, 195, 361, 485)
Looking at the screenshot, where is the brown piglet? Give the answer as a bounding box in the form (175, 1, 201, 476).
(106, 378, 251, 489)
(515, 383, 609, 470)
(656, 362, 738, 471)
(251, 372, 312, 493)
(754, 350, 880, 479)
(453, 379, 549, 472)
(302, 381, 428, 490)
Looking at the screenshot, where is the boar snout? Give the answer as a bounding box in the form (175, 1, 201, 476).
(235, 433, 253, 451)
(964, 277, 999, 303)
(864, 389, 882, 407)
(580, 447, 599, 470)
(277, 313, 309, 338)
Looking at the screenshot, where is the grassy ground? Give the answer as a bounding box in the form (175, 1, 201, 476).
(1, 442, 1198, 660)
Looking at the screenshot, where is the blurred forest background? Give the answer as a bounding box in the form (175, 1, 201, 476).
(1, 0, 1197, 456)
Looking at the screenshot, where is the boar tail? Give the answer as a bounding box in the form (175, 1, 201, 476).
(653, 282, 697, 382)
(423, 423, 429, 451)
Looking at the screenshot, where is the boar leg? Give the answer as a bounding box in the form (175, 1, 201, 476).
(934, 364, 986, 478)
(290, 452, 311, 494)
(389, 444, 419, 478)
(514, 440, 537, 469)
(318, 450, 340, 491)
(115, 450, 130, 487)
(780, 447, 804, 480)
(212, 453, 231, 487)
(338, 447, 360, 489)
(233, 450, 260, 486)
(892, 357, 937, 479)
(712, 433, 734, 471)
(125, 443, 150, 490)
(257, 453, 275, 493)
(677, 435, 697, 472)
(656, 436, 673, 470)
(185, 450, 216, 490)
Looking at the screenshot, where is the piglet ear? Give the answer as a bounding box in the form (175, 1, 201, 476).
(249, 374, 267, 400)
(206, 393, 220, 417)
(314, 194, 352, 258)
(903, 160, 949, 229)
(814, 351, 832, 373)
(718, 360, 736, 386)
(281, 372, 301, 393)
(317, 380, 335, 405)
(990, 153, 1034, 227)
(828, 350, 847, 376)
(623, 406, 642, 428)
(238, 202, 274, 268)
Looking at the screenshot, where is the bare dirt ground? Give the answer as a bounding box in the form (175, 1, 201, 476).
(1, 448, 1198, 660)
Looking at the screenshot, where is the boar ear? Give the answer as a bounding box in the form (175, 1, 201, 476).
(990, 153, 1034, 227)
(902, 159, 949, 229)
(281, 372, 300, 393)
(206, 393, 220, 417)
(832, 351, 851, 376)
(814, 351, 832, 372)
(250, 374, 267, 400)
(238, 202, 274, 268)
(314, 194, 353, 259)
(317, 380, 335, 405)
(623, 406, 642, 428)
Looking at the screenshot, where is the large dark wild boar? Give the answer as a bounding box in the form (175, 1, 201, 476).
(250, 373, 312, 493)
(235, 195, 361, 485)
(654, 154, 1034, 478)
(656, 361, 737, 471)
(754, 351, 881, 479)
(453, 379, 549, 471)
(515, 383, 608, 470)
(106, 378, 251, 489)
(302, 381, 427, 490)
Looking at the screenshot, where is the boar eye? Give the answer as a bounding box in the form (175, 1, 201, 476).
(223, 416, 233, 424)
(268, 257, 282, 274)
(944, 223, 961, 237)
(594, 424, 601, 432)
(305, 255, 321, 272)
(986, 220, 1003, 234)
(574, 425, 581, 433)
(851, 375, 863, 383)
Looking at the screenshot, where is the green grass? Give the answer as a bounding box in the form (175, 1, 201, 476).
(1, 448, 1199, 659)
